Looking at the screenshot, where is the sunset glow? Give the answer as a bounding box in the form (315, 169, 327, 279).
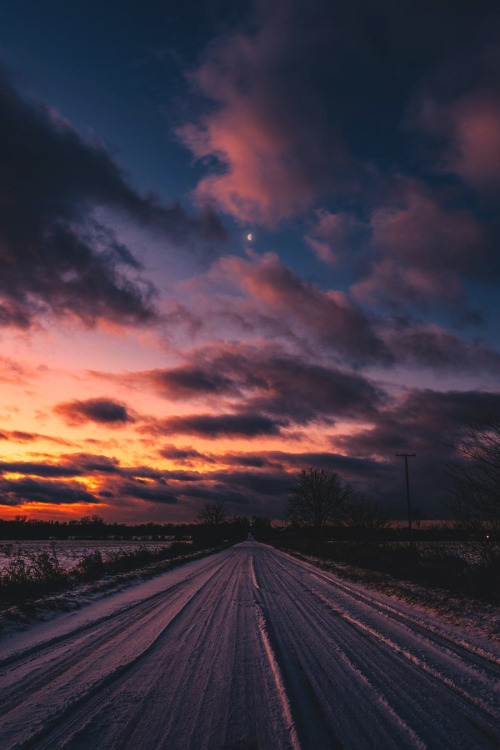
(0, 1, 499, 523)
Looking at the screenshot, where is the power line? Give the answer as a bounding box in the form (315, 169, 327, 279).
(396, 453, 416, 550)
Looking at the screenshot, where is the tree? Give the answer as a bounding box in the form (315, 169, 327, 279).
(411, 507, 425, 531)
(341, 491, 390, 531)
(251, 516, 272, 541)
(197, 500, 231, 527)
(285, 468, 348, 538)
(446, 415, 500, 535)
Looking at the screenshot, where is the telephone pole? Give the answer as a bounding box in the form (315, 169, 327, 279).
(396, 453, 416, 551)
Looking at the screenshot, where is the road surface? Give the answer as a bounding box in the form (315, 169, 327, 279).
(0, 541, 499, 749)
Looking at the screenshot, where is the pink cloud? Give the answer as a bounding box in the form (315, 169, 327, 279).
(177, 11, 352, 226)
(353, 258, 463, 308)
(370, 183, 483, 270)
(179, 99, 314, 226)
(352, 181, 484, 308)
(449, 99, 500, 188)
(419, 92, 500, 190)
(305, 210, 362, 265)
(383, 322, 500, 373)
(213, 251, 388, 363)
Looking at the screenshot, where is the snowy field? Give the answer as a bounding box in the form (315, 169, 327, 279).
(0, 539, 176, 572)
(407, 541, 487, 565)
(0, 541, 499, 749)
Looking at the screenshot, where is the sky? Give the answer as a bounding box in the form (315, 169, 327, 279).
(0, 0, 499, 523)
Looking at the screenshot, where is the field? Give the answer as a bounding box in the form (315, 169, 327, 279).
(0, 539, 177, 574)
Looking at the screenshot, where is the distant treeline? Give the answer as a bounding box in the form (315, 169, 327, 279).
(0, 514, 278, 543)
(0, 514, 493, 544)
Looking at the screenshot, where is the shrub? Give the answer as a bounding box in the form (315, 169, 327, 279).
(73, 550, 105, 581)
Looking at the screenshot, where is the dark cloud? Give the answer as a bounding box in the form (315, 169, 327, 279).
(217, 253, 390, 365)
(0, 461, 79, 478)
(385, 323, 500, 372)
(58, 453, 123, 475)
(158, 444, 212, 463)
(330, 388, 500, 516)
(54, 397, 134, 427)
(238, 357, 385, 424)
(0, 63, 226, 329)
(148, 368, 238, 400)
(118, 480, 179, 504)
(220, 453, 274, 468)
(145, 413, 286, 438)
(265, 450, 389, 477)
(137, 343, 386, 425)
(0, 477, 99, 506)
(0, 429, 71, 444)
(180, 0, 500, 225)
(338, 389, 500, 458)
(210, 469, 290, 497)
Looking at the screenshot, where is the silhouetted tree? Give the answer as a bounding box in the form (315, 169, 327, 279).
(197, 500, 231, 527)
(446, 416, 500, 531)
(251, 516, 272, 541)
(341, 491, 390, 531)
(285, 468, 349, 538)
(411, 507, 425, 531)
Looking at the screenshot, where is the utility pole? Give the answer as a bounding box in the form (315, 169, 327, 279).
(396, 453, 416, 551)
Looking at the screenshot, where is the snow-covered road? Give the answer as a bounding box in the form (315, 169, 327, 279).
(0, 541, 499, 749)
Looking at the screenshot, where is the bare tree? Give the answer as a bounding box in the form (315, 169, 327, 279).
(285, 468, 348, 537)
(446, 414, 500, 535)
(197, 500, 231, 527)
(341, 491, 390, 530)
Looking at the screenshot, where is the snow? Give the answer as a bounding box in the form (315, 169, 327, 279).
(0, 542, 499, 749)
(0, 539, 177, 572)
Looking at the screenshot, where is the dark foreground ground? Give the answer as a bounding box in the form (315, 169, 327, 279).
(0, 542, 499, 749)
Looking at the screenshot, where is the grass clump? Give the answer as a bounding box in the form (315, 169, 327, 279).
(0, 541, 197, 607)
(274, 537, 500, 604)
(1, 545, 68, 603)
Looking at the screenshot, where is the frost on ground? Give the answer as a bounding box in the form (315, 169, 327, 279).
(0, 540, 178, 573)
(287, 549, 500, 643)
(0, 545, 224, 637)
(0, 542, 499, 750)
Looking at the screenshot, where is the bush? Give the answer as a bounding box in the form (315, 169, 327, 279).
(0, 540, 219, 608)
(73, 550, 105, 581)
(274, 536, 500, 603)
(0, 547, 69, 602)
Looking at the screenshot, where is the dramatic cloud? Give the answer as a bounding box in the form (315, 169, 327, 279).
(0, 477, 99, 506)
(158, 445, 210, 463)
(0, 64, 225, 330)
(145, 413, 286, 439)
(0, 2, 499, 522)
(385, 323, 500, 373)
(178, 2, 359, 225)
(0, 461, 80, 478)
(118, 481, 179, 505)
(305, 210, 365, 266)
(133, 343, 386, 425)
(179, 0, 498, 226)
(215, 252, 389, 364)
(338, 388, 500, 457)
(447, 97, 500, 190)
(147, 368, 239, 401)
(0, 430, 71, 445)
(54, 398, 134, 427)
(329, 387, 500, 515)
(418, 89, 500, 192)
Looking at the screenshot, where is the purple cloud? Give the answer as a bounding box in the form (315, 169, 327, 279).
(0, 64, 225, 330)
(54, 398, 134, 427)
(145, 413, 286, 439)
